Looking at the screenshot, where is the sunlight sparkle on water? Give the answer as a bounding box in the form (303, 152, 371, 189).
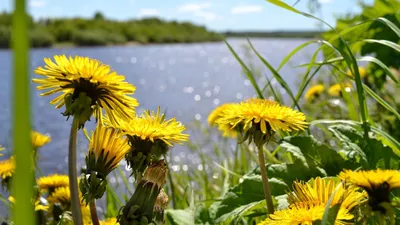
(213, 98, 220, 105)
(194, 95, 201, 101)
(213, 86, 220, 94)
(195, 114, 201, 120)
(197, 164, 203, 171)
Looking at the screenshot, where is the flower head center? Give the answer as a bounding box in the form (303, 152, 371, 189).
(366, 181, 391, 213)
(68, 78, 103, 106)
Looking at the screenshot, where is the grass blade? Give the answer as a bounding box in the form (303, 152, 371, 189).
(362, 84, 400, 121)
(224, 40, 264, 99)
(266, 0, 370, 137)
(247, 39, 301, 110)
(12, 0, 34, 224)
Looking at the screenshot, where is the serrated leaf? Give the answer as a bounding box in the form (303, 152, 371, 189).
(166, 209, 195, 225)
(329, 124, 400, 169)
(213, 174, 287, 223)
(280, 136, 358, 175)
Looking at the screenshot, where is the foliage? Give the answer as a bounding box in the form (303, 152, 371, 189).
(0, 12, 222, 48)
(4, 0, 400, 224)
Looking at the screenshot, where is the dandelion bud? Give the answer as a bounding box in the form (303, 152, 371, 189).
(118, 160, 168, 225)
(81, 124, 130, 204)
(153, 189, 169, 224)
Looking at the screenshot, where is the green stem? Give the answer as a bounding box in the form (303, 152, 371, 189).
(68, 117, 83, 225)
(166, 160, 177, 209)
(90, 200, 100, 225)
(379, 214, 386, 225)
(257, 144, 274, 214)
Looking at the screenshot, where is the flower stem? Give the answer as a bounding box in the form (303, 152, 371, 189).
(90, 200, 100, 225)
(257, 144, 274, 214)
(68, 116, 83, 225)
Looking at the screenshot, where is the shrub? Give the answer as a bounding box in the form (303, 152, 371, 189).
(72, 30, 108, 46)
(105, 33, 127, 45)
(29, 29, 54, 48)
(0, 26, 10, 48)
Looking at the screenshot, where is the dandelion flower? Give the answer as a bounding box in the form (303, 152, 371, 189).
(37, 174, 69, 192)
(31, 131, 51, 149)
(33, 55, 138, 127)
(288, 177, 365, 211)
(119, 107, 189, 147)
(0, 157, 15, 182)
(347, 67, 367, 78)
(0, 145, 4, 156)
(208, 103, 237, 138)
(47, 186, 91, 222)
(305, 84, 325, 102)
(100, 218, 119, 225)
(81, 124, 130, 203)
(328, 83, 352, 97)
(216, 98, 308, 134)
(8, 196, 49, 212)
(339, 169, 400, 212)
(257, 203, 353, 225)
(88, 124, 130, 173)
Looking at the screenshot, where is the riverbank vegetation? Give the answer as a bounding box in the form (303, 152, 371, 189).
(3, 0, 400, 224)
(0, 11, 222, 48)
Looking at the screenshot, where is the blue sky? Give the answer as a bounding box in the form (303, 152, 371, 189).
(1, 0, 374, 31)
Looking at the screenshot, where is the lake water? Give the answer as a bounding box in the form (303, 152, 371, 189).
(0, 38, 317, 176)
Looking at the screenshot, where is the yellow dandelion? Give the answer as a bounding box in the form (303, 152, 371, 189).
(305, 84, 325, 102)
(347, 67, 367, 78)
(33, 55, 138, 126)
(0, 157, 15, 180)
(47, 186, 72, 206)
(100, 218, 119, 225)
(257, 203, 353, 225)
(328, 83, 352, 97)
(9, 196, 49, 212)
(88, 124, 130, 173)
(208, 103, 238, 138)
(37, 174, 69, 191)
(339, 169, 400, 212)
(288, 177, 365, 211)
(31, 131, 51, 149)
(215, 98, 308, 134)
(0, 145, 4, 156)
(119, 107, 189, 146)
(47, 186, 91, 222)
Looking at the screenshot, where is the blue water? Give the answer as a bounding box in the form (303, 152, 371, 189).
(0, 38, 316, 179)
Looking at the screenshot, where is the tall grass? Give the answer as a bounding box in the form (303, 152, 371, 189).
(12, 0, 34, 224)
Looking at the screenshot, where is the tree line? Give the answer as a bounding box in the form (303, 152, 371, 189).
(0, 11, 223, 48)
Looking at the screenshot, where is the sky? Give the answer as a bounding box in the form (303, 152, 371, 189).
(0, 0, 374, 31)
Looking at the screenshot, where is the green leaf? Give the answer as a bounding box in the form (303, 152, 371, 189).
(104, 184, 122, 218)
(313, 205, 341, 225)
(166, 209, 195, 225)
(329, 124, 400, 169)
(215, 200, 265, 224)
(280, 136, 358, 175)
(213, 173, 287, 223)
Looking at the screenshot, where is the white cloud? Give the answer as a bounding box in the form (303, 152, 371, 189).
(177, 3, 212, 12)
(194, 11, 220, 21)
(231, 5, 264, 14)
(30, 0, 45, 8)
(138, 8, 160, 17)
